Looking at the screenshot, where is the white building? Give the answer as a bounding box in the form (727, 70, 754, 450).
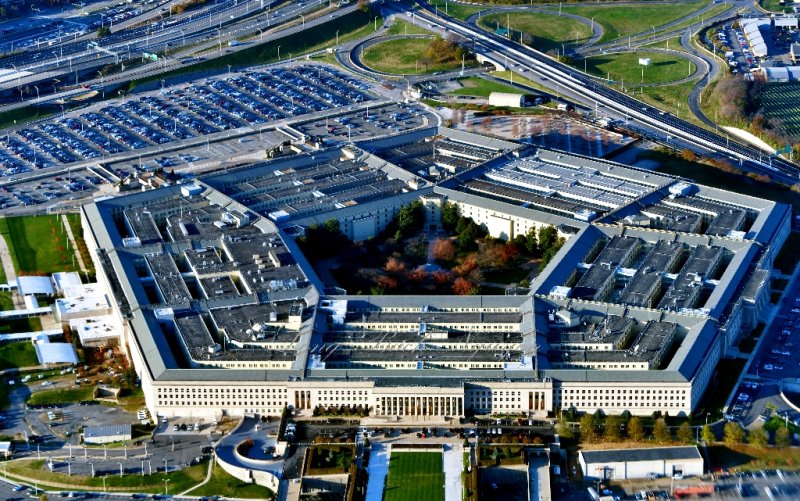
(579, 446, 704, 480)
(83, 424, 132, 445)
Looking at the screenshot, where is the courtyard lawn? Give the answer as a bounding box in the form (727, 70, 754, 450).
(478, 12, 592, 53)
(583, 52, 697, 85)
(0, 215, 77, 275)
(0, 317, 42, 335)
(361, 38, 469, 75)
(384, 452, 445, 501)
(0, 342, 39, 370)
(562, 1, 709, 43)
(449, 77, 523, 97)
(0, 291, 13, 311)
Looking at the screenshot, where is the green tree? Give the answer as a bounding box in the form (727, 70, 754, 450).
(457, 221, 481, 251)
(395, 201, 424, 240)
(441, 202, 460, 231)
(775, 426, 791, 448)
(524, 227, 538, 256)
(604, 416, 621, 442)
(628, 416, 644, 441)
(749, 427, 768, 448)
(653, 418, 670, 443)
(677, 422, 694, 443)
(723, 421, 746, 445)
(701, 425, 716, 444)
(579, 414, 596, 442)
(96, 26, 110, 37)
(537, 225, 558, 253)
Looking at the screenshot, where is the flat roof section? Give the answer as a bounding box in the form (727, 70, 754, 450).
(174, 314, 219, 362)
(144, 253, 193, 305)
(658, 245, 724, 312)
(619, 240, 684, 307)
(640, 204, 702, 233)
(123, 208, 163, 244)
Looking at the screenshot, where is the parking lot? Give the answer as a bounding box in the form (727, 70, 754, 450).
(0, 169, 108, 211)
(0, 64, 377, 180)
(294, 101, 433, 143)
(725, 268, 800, 429)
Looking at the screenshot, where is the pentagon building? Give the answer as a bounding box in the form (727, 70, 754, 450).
(80, 140, 790, 420)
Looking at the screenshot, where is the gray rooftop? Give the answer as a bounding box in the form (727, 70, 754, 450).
(580, 446, 702, 465)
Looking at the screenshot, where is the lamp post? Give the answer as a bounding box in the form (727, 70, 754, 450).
(335, 30, 339, 46)
(277, 45, 281, 61)
(33, 85, 39, 104)
(164, 478, 170, 495)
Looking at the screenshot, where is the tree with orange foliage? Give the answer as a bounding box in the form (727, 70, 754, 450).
(384, 257, 406, 274)
(376, 275, 398, 291)
(452, 254, 478, 277)
(432, 238, 456, 263)
(453, 277, 478, 295)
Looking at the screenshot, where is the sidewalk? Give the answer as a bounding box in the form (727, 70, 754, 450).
(60, 214, 89, 275)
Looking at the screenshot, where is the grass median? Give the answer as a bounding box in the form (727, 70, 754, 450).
(562, 1, 709, 44)
(478, 12, 591, 53)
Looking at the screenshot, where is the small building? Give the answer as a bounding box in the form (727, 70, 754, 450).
(16, 276, 55, 297)
(579, 446, 703, 480)
(792, 44, 800, 64)
(0, 442, 13, 458)
(488, 92, 525, 108)
(83, 424, 132, 445)
(70, 315, 122, 348)
(52, 272, 83, 294)
(762, 66, 800, 82)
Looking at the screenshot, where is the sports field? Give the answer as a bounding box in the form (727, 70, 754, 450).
(761, 82, 800, 139)
(384, 452, 445, 501)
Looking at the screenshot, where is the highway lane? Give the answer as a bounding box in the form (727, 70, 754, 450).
(411, 0, 799, 183)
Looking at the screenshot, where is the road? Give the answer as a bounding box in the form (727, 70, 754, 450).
(408, 0, 799, 184)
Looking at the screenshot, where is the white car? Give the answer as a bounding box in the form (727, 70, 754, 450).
(764, 364, 774, 370)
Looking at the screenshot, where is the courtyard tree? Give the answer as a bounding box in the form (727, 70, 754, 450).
(395, 201, 425, 240)
(432, 238, 456, 263)
(453, 277, 478, 295)
(441, 202, 460, 231)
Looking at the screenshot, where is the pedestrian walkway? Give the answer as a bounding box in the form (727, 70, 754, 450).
(442, 443, 463, 501)
(365, 443, 390, 501)
(60, 214, 89, 274)
(0, 220, 17, 285)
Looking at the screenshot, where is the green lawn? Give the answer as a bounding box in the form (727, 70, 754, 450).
(362, 38, 469, 75)
(0, 317, 42, 335)
(386, 18, 432, 36)
(0, 215, 77, 275)
(760, 0, 791, 12)
(478, 12, 591, 53)
(384, 452, 444, 501)
(450, 77, 522, 97)
(639, 80, 706, 127)
(562, 1, 709, 43)
(5, 459, 207, 493)
(187, 463, 275, 499)
(28, 387, 94, 406)
(583, 52, 696, 85)
(0, 291, 13, 311)
(428, 0, 483, 21)
(0, 342, 39, 370)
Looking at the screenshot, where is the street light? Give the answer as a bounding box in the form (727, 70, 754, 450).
(277, 45, 281, 61)
(33, 85, 39, 104)
(335, 30, 339, 46)
(164, 478, 170, 495)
